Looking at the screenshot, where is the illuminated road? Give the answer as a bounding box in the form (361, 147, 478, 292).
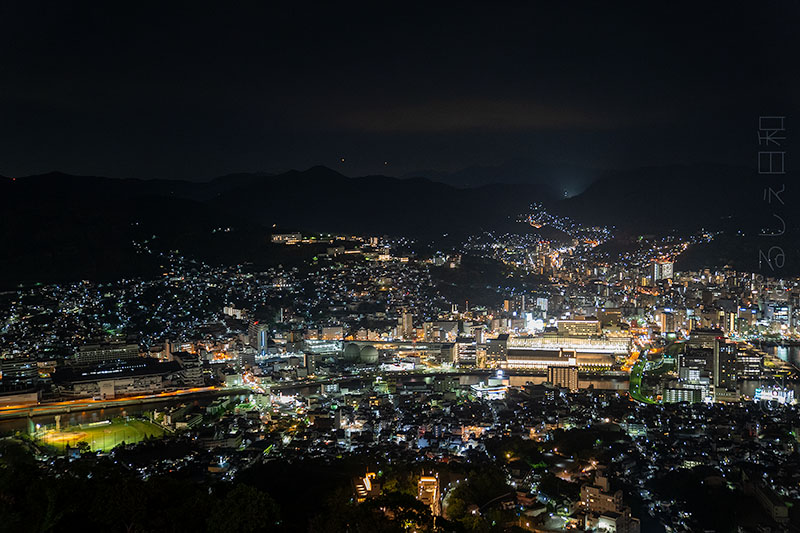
(628, 354, 657, 404)
(0, 386, 248, 420)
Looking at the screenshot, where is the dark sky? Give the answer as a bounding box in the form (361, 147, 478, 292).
(0, 2, 797, 182)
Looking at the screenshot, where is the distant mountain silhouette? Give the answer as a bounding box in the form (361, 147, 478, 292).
(405, 158, 599, 195)
(208, 166, 555, 236)
(0, 167, 554, 287)
(557, 164, 797, 233)
(3, 163, 793, 286)
(556, 164, 800, 274)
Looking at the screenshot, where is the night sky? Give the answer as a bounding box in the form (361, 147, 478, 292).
(1, 2, 797, 185)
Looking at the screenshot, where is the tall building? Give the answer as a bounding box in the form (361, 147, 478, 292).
(547, 365, 579, 391)
(652, 261, 674, 281)
(714, 339, 738, 400)
(455, 337, 477, 367)
(486, 334, 509, 366)
(248, 321, 269, 354)
(401, 311, 414, 339)
(657, 311, 675, 334)
(688, 328, 723, 350)
(736, 348, 762, 378)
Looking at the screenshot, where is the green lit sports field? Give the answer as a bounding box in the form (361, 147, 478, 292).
(38, 419, 165, 452)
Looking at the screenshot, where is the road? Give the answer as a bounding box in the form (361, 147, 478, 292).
(629, 353, 657, 404)
(0, 386, 248, 420)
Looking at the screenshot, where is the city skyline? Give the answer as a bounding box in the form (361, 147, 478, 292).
(2, 3, 799, 533)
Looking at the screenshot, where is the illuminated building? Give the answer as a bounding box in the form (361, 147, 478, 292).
(501, 335, 626, 370)
(321, 326, 344, 340)
(53, 359, 181, 399)
(581, 467, 640, 533)
(401, 311, 414, 339)
(713, 339, 738, 400)
(507, 335, 629, 354)
(172, 352, 204, 387)
(557, 318, 601, 337)
(75, 342, 140, 365)
(754, 386, 795, 404)
(470, 382, 507, 400)
(547, 365, 578, 391)
(418, 474, 441, 515)
(353, 471, 381, 503)
(663, 388, 700, 403)
(248, 321, 269, 354)
(271, 232, 302, 244)
(222, 305, 248, 320)
(652, 260, 674, 281)
(687, 328, 723, 350)
(736, 349, 762, 378)
(486, 334, 509, 366)
(455, 337, 477, 367)
(0, 358, 39, 390)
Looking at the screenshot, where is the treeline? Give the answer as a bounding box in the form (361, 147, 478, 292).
(0, 439, 531, 532)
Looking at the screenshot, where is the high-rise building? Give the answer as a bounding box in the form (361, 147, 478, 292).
(486, 334, 509, 366)
(248, 321, 269, 354)
(455, 337, 477, 367)
(473, 325, 486, 344)
(401, 311, 414, 339)
(652, 261, 674, 282)
(688, 328, 723, 350)
(547, 365, 579, 391)
(736, 348, 762, 378)
(714, 339, 738, 398)
(657, 311, 675, 334)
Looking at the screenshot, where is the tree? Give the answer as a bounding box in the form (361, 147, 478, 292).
(207, 484, 281, 533)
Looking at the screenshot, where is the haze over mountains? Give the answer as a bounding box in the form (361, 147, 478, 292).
(1, 163, 796, 287)
(404, 158, 599, 197)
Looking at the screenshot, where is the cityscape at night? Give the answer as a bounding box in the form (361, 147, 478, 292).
(1, 2, 799, 532)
